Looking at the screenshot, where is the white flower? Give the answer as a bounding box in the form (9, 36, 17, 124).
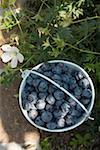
(1, 44, 24, 68)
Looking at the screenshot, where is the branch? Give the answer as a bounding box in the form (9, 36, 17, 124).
(72, 16, 100, 24)
(66, 43, 100, 55)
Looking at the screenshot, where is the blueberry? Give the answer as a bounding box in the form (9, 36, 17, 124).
(57, 63, 64, 68)
(75, 71, 84, 80)
(52, 65, 62, 75)
(53, 110, 63, 118)
(22, 90, 28, 101)
(70, 109, 81, 118)
(28, 92, 38, 103)
(45, 104, 53, 112)
(44, 71, 52, 77)
(57, 118, 65, 128)
(36, 100, 46, 110)
(66, 115, 74, 125)
(63, 64, 68, 72)
(38, 81, 48, 92)
(55, 100, 63, 109)
(74, 86, 82, 96)
(46, 122, 57, 130)
(82, 89, 92, 98)
(25, 85, 33, 93)
(35, 116, 45, 126)
(69, 77, 77, 90)
(52, 74, 61, 81)
(68, 98, 77, 107)
(63, 83, 69, 90)
(41, 63, 51, 71)
(81, 98, 90, 105)
(79, 78, 90, 88)
(41, 111, 53, 122)
(61, 103, 70, 114)
(24, 102, 31, 111)
(30, 73, 38, 79)
(48, 85, 56, 94)
(46, 95, 55, 105)
(54, 90, 65, 100)
(30, 101, 37, 110)
(26, 76, 33, 85)
(38, 92, 47, 99)
(28, 109, 38, 120)
(33, 79, 41, 87)
(62, 74, 70, 83)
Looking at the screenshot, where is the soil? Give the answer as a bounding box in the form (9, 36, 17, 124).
(0, 77, 40, 144)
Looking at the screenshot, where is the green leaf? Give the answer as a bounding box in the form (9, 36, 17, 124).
(53, 34, 65, 49)
(49, 47, 60, 57)
(42, 37, 51, 50)
(9, 0, 16, 5)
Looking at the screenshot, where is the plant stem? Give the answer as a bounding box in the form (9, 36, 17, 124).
(9, 5, 23, 34)
(66, 43, 100, 55)
(41, 0, 50, 9)
(72, 16, 100, 24)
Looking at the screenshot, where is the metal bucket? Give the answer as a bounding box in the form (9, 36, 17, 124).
(19, 60, 95, 132)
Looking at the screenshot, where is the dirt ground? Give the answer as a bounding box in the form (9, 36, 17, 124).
(0, 77, 41, 144)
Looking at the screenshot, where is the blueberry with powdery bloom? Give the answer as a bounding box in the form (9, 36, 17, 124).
(30, 101, 37, 110)
(79, 78, 90, 88)
(74, 86, 82, 96)
(69, 77, 77, 90)
(74, 71, 84, 81)
(66, 115, 74, 126)
(57, 118, 65, 128)
(36, 100, 46, 110)
(24, 102, 31, 111)
(28, 109, 38, 120)
(82, 89, 92, 98)
(38, 80, 48, 92)
(46, 95, 56, 105)
(28, 92, 38, 103)
(61, 102, 70, 114)
(54, 90, 65, 100)
(41, 111, 53, 122)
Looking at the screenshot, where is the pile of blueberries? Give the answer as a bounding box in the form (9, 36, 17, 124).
(21, 62, 92, 130)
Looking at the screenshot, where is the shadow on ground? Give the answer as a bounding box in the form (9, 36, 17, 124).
(0, 78, 39, 144)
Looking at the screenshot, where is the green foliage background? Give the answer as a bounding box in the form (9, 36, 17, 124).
(0, 0, 100, 85)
